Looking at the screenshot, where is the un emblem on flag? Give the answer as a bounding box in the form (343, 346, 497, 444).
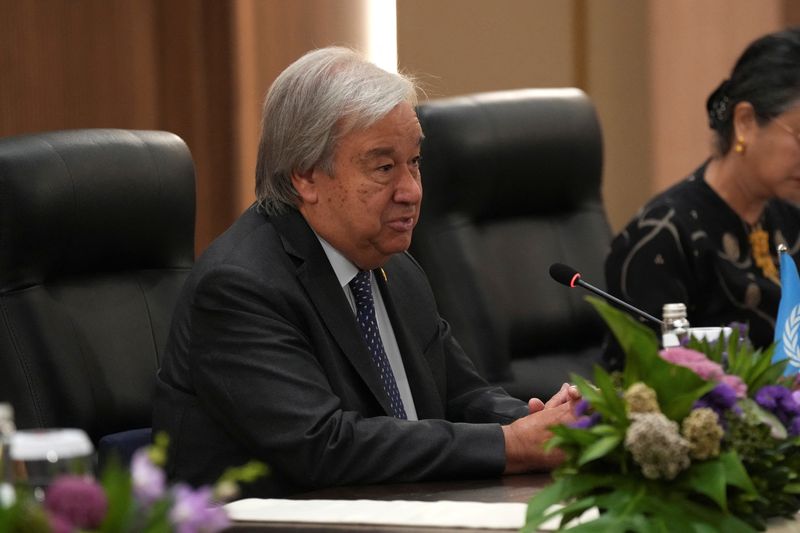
(782, 304, 800, 366)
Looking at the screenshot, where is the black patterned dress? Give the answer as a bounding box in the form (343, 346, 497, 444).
(605, 162, 800, 356)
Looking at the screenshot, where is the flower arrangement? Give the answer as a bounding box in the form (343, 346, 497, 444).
(0, 433, 266, 533)
(525, 297, 800, 532)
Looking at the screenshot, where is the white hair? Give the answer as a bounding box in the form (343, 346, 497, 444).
(255, 47, 418, 215)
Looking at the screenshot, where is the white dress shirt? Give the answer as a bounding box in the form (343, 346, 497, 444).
(316, 236, 418, 420)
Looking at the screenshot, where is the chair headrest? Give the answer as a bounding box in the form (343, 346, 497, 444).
(416, 88, 603, 221)
(0, 129, 196, 291)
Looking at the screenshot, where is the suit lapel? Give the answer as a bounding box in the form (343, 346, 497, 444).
(270, 210, 395, 416)
(376, 258, 444, 419)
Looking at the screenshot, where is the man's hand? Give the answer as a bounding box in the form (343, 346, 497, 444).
(528, 382, 581, 414)
(505, 389, 581, 474)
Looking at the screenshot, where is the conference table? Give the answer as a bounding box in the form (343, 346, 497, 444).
(226, 473, 550, 532)
(226, 473, 800, 533)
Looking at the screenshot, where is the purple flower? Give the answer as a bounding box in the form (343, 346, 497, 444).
(571, 412, 601, 429)
(132, 448, 166, 505)
(728, 321, 749, 342)
(720, 374, 748, 398)
(694, 382, 740, 421)
(574, 399, 590, 417)
(695, 384, 740, 430)
(45, 475, 108, 530)
(790, 417, 800, 437)
(755, 385, 800, 426)
(47, 511, 74, 533)
(169, 484, 230, 533)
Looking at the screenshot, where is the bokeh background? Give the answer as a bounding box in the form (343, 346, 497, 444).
(2, 0, 798, 253)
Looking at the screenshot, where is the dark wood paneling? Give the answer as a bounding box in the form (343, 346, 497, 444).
(0, 0, 238, 254)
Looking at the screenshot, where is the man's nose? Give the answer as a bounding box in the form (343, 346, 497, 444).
(395, 167, 422, 204)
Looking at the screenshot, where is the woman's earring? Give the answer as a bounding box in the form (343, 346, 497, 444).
(734, 136, 746, 154)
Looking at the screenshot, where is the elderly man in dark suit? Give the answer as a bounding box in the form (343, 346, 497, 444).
(153, 46, 580, 497)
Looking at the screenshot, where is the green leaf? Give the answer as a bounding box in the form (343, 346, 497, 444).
(141, 498, 173, 533)
(550, 424, 601, 447)
(783, 483, 800, 494)
(719, 451, 756, 494)
(741, 398, 788, 440)
(525, 474, 616, 531)
(586, 296, 659, 385)
(586, 297, 714, 421)
(590, 368, 627, 423)
(578, 435, 622, 466)
(99, 455, 135, 533)
(678, 459, 728, 510)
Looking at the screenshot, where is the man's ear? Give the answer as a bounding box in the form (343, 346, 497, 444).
(291, 168, 318, 205)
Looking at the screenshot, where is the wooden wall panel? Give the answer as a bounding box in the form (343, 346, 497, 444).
(153, 0, 237, 253)
(230, 0, 370, 214)
(585, 0, 651, 232)
(0, 0, 159, 134)
(397, 0, 576, 99)
(0, 0, 237, 253)
(648, 1, 783, 193)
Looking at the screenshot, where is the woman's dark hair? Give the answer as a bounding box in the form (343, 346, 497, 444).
(706, 27, 800, 154)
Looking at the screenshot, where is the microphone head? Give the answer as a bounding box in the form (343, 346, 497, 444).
(549, 263, 581, 288)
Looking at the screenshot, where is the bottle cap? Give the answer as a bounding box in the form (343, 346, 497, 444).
(662, 303, 687, 319)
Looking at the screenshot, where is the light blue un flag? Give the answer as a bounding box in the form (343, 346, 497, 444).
(774, 248, 800, 376)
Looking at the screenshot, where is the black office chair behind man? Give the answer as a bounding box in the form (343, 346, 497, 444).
(412, 88, 612, 401)
(0, 129, 195, 465)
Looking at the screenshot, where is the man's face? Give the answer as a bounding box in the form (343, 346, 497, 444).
(295, 102, 423, 270)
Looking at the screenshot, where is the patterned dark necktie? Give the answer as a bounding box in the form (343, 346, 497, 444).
(349, 270, 407, 419)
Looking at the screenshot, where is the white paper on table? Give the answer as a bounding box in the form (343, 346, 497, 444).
(225, 499, 527, 529)
(224, 499, 800, 531)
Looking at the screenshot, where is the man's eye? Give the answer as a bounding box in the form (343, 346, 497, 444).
(411, 156, 421, 167)
(377, 164, 394, 172)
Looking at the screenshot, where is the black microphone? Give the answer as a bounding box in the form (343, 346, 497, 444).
(549, 263, 663, 326)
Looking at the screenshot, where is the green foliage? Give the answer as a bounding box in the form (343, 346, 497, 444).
(725, 408, 800, 528)
(98, 456, 135, 532)
(526, 297, 800, 532)
(686, 330, 788, 393)
(0, 432, 267, 532)
(588, 298, 714, 420)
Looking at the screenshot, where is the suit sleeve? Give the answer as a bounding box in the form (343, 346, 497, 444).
(439, 320, 530, 424)
(187, 264, 510, 490)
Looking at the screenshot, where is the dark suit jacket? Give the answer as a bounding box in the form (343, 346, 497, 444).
(153, 207, 528, 496)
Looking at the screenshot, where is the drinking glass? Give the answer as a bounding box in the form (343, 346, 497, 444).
(8, 428, 94, 502)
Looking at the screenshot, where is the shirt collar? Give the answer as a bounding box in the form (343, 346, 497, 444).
(316, 235, 361, 288)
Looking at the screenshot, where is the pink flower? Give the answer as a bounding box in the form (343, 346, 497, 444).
(660, 347, 747, 398)
(47, 511, 74, 533)
(45, 475, 108, 530)
(132, 448, 166, 505)
(660, 347, 724, 380)
(721, 374, 748, 398)
(169, 483, 229, 533)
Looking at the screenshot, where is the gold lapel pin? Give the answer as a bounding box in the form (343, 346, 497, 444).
(380, 268, 387, 282)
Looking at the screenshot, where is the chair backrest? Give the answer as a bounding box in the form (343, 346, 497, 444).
(0, 129, 195, 445)
(412, 88, 611, 400)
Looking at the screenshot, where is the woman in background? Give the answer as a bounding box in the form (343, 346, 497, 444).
(605, 27, 800, 362)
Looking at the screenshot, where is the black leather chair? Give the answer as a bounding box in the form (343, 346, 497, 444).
(0, 129, 195, 462)
(412, 88, 611, 401)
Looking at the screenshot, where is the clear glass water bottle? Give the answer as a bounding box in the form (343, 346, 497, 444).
(662, 303, 690, 348)
(0, 403, 16, 507)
